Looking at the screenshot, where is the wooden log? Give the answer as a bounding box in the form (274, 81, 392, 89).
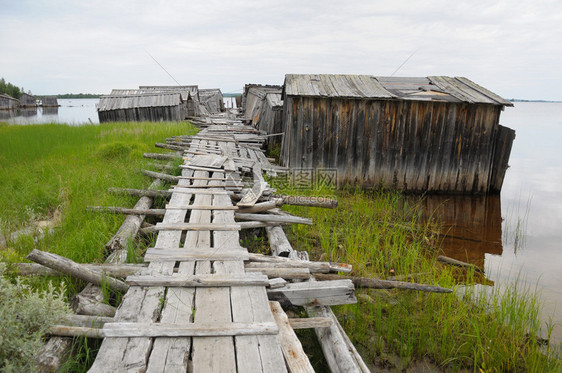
(148, 162, 177, 171)
(143, 152, 182, 160)
(236, 213, 312, 225)
(155, 142, 186, 151)
(108, 187, 172, 198)
(141, 169, 180, 183)
(267, 280, 356, 307)
(313, 274, 453, 293)
(266, 226, 293, 257)
(50, 325, 105, 339)
(27, 250, 129, 293)
(237, 200, 279, 214)
(437, 255, 484, 273)
(269, 301, 315, 373)
(102, 322, 279, 338)
(306, 305, 370, 373)
(245, 267, 311, 280)
(35, 338, 73, 373)
(14, 263, 145, 278)
(239, 221, 288, 230)
(87, 206, 166, 216)
(63, 314, 113, 328)
(279, 195, 338, 209)
(70, 284, 116, 317)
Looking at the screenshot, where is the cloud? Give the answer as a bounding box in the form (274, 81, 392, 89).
(1, 0, 561, 98)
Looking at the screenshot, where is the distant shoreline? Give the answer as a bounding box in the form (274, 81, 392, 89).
(509, 99, 562, 103)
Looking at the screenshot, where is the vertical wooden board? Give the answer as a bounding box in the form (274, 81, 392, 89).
(191, 261, 236, 373)
(147, 261, 196, 373)
(302, 97, 314, 169)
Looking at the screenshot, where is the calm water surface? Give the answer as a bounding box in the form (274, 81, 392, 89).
(4, 98, 99, 125)
(425, 102, 562, 345)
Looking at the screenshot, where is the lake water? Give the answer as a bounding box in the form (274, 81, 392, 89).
(2, 99, 560, 344)
(425, 102, 562, 345)
(3, 98, 100, 125)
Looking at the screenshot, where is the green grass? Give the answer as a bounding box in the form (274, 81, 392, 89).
(0, 121, 195, 274)
(275, 185, 561, 372)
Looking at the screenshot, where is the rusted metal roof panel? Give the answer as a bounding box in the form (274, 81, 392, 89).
(98, 93, 182, 111)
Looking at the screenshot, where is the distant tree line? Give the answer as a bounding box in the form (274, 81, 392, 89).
(56, 93, 100, 99)
(0, 77, 25, 99)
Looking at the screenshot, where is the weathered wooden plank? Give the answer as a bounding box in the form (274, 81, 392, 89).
(245, 267, 311, 280)
(237, 165, 266, 207)
(153, 222, 241, 231)
(269, 301, 315, 373)
(165, 204, 238, 210)
(102, 322, 278, 338)
(126, 273, 270, 287)
(236, 213, 312, 225)
(144, 248, 249, 262)
(108, 187, 172, 198)
(170, 186, 230, 195)
(267, 279, 356, 306)
(288, 317, 333, 329)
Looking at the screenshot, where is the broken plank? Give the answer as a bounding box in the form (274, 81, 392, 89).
(267, 279, 356, 307)
(269, 301, 315, 373)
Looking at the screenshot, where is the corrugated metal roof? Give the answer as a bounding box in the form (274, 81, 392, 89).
(284, 74, 512, 106)
(98, 93, 182, 111)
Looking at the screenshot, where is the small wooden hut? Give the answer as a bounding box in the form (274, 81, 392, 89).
(97, 92, 185, 123)
(199, 89, 224, 114)
(280, 74, 515, 194)
(241, 85, 284, 149)
(139, 86, 200, 117)
(0, 93, 19, 110)
(19, 93, 36, 108)
(41, 96, 59, 107)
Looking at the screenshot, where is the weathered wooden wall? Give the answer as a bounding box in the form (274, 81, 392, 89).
(281, 96, 509, 194)
(19, 93, 36, 107)
(98, 105, 185, 123)
(256, 95, 283, 150)
(0, 94, 19, 110)
(42, 96, 59, 107)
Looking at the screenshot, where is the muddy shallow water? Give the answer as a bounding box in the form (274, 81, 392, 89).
(423, 102, 562, 345)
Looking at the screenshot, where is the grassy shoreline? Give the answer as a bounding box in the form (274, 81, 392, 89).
(0, 121, 560, 372)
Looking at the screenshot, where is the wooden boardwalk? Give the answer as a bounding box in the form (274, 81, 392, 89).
(88, 117, 302, 372)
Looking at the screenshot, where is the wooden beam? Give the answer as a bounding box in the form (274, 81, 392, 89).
(126, 273, 270, 287)
(267, 279, 356, 306)
(143, 152, 182, 160)
(102, 322, 279, 338)
(87, 206, 166, 216)
(26, 250, 129, 293)
(108, 187, 172, 198)
(144, 248, 249, 262)
(269, 301, 315, 373)
(314, 273, 453, 293)
(236, 213, 312, 225)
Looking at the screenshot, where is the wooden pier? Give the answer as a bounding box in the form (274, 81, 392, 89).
(28, 112, 364, 372)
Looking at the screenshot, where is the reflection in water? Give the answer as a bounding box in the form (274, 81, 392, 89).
(21, 108, 38, 117)
(421, 194, 503, 269)
(42, 106, 59, 115)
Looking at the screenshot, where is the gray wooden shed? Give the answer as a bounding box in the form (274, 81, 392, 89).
(19, 93, 36, 108)
(97, 92, 185, 123)
(199, 89, 224, 114)
(138, 86, 200, 117)
(41, 96, 59, 107)
(280, 74, 515, 194)
(0, 93, 19, 110)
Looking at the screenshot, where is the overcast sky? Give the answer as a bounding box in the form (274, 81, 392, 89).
(1, 0, 561, 100)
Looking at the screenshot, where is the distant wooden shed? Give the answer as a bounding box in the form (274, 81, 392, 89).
(281, 74, 515, 194)
(97, 92, 185, 123)
(41, 96, 59, 107)
(199, 89, 224, 114)
(139, 86, 200, 117)
(0, 93, 19, 110)
(19, 93, 36, 108)
(242, 85, 284, 149)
